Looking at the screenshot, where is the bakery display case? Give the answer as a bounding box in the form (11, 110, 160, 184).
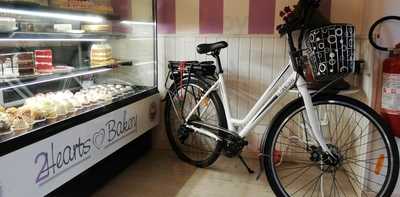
(0, 2, 159, 196)
(0, 1, 158, 149)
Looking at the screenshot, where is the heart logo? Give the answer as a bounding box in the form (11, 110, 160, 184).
(93, 129, 105, 150)
(149, 102, 157, 122)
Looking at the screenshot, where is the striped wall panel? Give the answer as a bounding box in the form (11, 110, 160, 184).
(199, 0, 224, 34)
(248, 0, 276, 34)
(111, 0, 131, 19)
(157, 0, 176, 33)
(156, 0, 339, 35)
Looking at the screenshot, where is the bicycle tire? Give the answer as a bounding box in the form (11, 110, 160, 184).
(262, 94, 399, 196)
(165, 78, 227, 168)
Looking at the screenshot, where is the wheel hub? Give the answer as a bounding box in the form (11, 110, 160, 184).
(309, 144, 343, 172)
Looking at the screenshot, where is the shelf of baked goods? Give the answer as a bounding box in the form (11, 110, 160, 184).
(0, 2, 120, 22)
(0, 60, 132, 86)
(0, 42, 132, 84)
(0, 83, 152, 142)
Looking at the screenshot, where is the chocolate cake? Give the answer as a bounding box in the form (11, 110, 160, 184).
(16, 52, 35, 75)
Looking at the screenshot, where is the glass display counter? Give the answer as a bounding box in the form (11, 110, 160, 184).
(0, 1, 159, 196)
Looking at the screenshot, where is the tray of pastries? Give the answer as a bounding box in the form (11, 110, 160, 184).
(0, 84, 135, 137)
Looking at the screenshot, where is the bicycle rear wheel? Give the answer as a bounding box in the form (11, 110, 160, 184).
(165, 78, 227, 167)
(263, 94, 399, 196)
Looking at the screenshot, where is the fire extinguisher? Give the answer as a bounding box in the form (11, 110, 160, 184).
(369, 16, 400, 137)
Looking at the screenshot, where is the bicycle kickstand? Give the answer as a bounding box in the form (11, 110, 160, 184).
(238, 155, 254, 174)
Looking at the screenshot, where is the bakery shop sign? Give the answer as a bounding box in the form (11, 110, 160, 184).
(34, 110, 137, 186)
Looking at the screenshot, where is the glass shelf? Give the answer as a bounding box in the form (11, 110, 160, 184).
(0, 59, 133, 88)
(0, 31, 127, 42)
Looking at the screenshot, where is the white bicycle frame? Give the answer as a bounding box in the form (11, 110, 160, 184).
(183, 59, 332, 154)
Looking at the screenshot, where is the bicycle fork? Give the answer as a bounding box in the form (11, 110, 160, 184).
(296, 75, 333, 156)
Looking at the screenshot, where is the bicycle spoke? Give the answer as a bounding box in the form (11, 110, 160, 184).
(348, 156, 388, 162)
(328, 173, 335, 197)
(291, 172, 324, 196)
(346, 146, 387, 160)
(291, 118, 319, 144)
(342, 168, 370, 197)
(343, 159, 387, 177)
(338, 113, 366, 150)
(340, 127, 376, 153)
(335, 109, 356, 145)
(309, 173, 322, 197)
(278, 163, 318, 172)
(276, 140, 309, 152)
(342, 166, 379, 194)
(341, 137, 383, 154)
(340, 169, 360, 196)
(334, 106, 346, 142)
(280, 165, 315, 188)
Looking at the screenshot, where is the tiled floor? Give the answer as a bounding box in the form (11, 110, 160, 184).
(92, 150, 274, 197)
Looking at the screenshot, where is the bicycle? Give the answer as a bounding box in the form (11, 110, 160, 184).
(164, 0, 399, 196)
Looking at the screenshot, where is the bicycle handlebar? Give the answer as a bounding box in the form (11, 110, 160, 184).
(368, 16, 400, 52)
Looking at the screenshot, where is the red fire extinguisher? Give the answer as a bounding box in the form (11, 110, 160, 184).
(369, 16, 400, 137)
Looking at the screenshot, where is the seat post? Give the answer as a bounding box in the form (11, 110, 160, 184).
(212, 50, 223, 74)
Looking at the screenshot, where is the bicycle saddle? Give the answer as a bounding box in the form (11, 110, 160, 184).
(197, 41, 228, 54)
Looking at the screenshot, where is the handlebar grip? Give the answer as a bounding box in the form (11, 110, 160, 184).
(368, 16, 400, 51)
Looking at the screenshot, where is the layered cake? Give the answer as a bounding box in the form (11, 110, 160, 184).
(16, 52, 35, 76)
(52, 0, 113, 14)
(90, 43, 114, 67)
(68, 0, 91, 9)
(0, 54, 18, 77)
(0, 52, 34, 77)
(82, 24, 112, 32)
(35, 50, 54, 73)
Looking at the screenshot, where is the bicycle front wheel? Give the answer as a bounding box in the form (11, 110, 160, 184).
(263, 94, 399, 196)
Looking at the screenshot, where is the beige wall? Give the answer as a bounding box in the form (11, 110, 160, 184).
(176, 0, 199, 33)
(131, 0, 154, 22)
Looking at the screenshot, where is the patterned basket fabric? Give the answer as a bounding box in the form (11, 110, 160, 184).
(305, 24, 355, 82)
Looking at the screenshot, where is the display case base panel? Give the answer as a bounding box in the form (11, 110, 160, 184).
(47, 130, 152, 197)
(0, 92, 159, 197)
